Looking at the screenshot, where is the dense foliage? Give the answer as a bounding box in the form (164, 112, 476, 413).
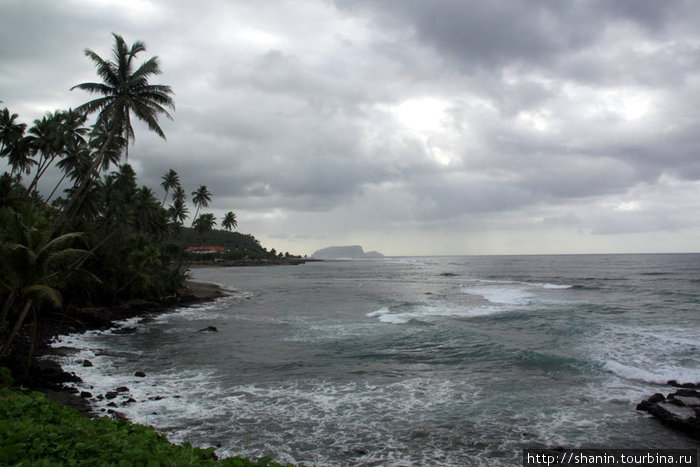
(0, 373, 299, 466)
(0, 34, 279, 368)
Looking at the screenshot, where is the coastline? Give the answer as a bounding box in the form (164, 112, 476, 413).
(18, 278, 230, 418)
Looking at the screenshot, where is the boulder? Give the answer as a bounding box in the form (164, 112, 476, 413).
(134, 371, 146, 377)
(198, 326, 218, 333)
(637, 388, 700, 439)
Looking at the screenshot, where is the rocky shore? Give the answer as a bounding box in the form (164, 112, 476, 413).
(637, 381, 700, 440)
(6, 279, 229, 417)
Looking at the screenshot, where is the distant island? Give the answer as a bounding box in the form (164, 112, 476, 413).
(311, 245, 384, 259)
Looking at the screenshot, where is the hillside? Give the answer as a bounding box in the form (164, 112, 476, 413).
(174, 228, 297, 260)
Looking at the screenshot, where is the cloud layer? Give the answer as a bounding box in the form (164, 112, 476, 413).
(3, 0, 700, 254)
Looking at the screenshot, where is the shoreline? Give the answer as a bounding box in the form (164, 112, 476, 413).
(17, 278, 231, 418)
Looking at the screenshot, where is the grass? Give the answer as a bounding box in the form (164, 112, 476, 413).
(0, 370, 301, 467)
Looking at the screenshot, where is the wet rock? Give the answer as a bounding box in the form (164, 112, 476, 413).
(198, 325, 218, 333)
(135, 371, 146, 377)
(80, 391, 92, 398)
(637, 389, 700, 439)
(82, 359, 93, 367)
(123, 398, 136, 405)
(148, 395, 165, 401)
(116, 386, 129, 392)
(105, 391, 118, 399)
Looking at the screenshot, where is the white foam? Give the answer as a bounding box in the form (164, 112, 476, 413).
(462, 285, 533, 305)
(540, 283, 573, 289)
(590, 325, 700, 385)
(366, 303, 510, 324)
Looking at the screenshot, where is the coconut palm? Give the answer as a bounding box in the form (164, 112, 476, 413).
(160, 169, 180, 206)
(193, 213, 216, 235)
(72, 33, 175, 163)
(221, 211, 237, 231)
(0, 108, 27, 156)
(191, 185, 212, 225)
(168, 197, 189, 226)
(47, 143, 91, 204)
(62, 33, 174, 227)
(171, 184, 186, 204)
(0, 207, 90, 359)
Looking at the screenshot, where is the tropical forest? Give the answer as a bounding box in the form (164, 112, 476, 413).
(0, 34, 293, 378)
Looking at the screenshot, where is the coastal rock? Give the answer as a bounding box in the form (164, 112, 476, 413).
(198, 325, 218, 333)
(112, 326, 138, 335)
(134, 371, 146, 377)
(80, 391, 92, 398)
(116, 386, 129, 393)
(637, 388, 700, 439)
(105, 391, 118, 399)
(82, 359, 93, 367)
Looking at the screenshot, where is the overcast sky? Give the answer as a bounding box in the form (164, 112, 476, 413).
(2, 0, 700, 256)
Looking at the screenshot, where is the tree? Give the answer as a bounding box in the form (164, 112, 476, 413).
(0, 207, 90, 359)
(192, 213, 216, 234)
(160, 169, 179, 206)
(168, 197, 189, 226)
(191, 185, 211, 224)
(221, 211, 237, 231)
(0, 108, 27, 156)
(72, 33, 175, 162)
(64, 33, 175, 224)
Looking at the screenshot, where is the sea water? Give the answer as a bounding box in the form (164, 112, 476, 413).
(52, 254, 700, 466)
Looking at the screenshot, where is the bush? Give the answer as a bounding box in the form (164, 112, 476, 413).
(0, 386, 301, 466)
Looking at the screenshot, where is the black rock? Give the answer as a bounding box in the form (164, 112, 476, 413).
(638, 390, 700, 439)
(116, 386, 129, 392)
(82, 359, 93, 367)
(134, 371, 146, 377)
(198, 326, 218, 333)
(105, 391, 118, 399)
(80, 391, 92, 398)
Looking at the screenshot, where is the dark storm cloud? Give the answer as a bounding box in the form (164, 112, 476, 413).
(4, 0, 700, 253)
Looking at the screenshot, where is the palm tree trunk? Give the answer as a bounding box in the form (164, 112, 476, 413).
(48, 131, 115, 238)
(0, 298, 33, 358)
(27, 154, 56, 195)
(46, 171, 70, 204)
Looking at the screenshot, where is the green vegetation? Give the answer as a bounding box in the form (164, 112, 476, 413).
(0, 372, 299, 466)
(0, 34, 303, 466)
(0, 34, 293, 371)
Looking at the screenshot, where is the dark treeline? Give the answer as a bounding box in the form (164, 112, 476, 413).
(0, 34, 285, 375)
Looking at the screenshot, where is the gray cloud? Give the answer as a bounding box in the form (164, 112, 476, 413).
(3, 0, 700, 254)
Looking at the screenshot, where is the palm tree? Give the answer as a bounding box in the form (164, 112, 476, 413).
(160, 169, 180, 206)
(0, 207, 90, 359)
(191, 185, 212, 225)
(47, 143, 91, 204)
(62, 33, 174, 228)
(72, 33, 175, 162)
(193, 213, 216, 235)
(0, 108, 27, 156)
(221, 211, 237, 231)
(168, 197, 189, 226)
(171, 184, 186, 203)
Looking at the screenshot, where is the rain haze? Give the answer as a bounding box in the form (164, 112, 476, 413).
(2, 0, 700, 256)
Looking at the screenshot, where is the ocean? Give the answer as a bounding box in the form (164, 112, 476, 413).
(52, 254, 700, 466)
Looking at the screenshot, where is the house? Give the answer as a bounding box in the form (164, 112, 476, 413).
(185, 246, 225, 254)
